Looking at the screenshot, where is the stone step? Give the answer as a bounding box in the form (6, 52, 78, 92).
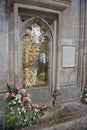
(17, 113, 87, 130)
(41, 102, 87, 120)
(17, 102, 87, 130)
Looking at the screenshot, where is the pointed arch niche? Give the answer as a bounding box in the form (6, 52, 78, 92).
(21, 17, 52, 89)
(11, 3, 62, 103)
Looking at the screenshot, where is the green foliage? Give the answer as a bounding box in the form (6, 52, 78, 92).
(6, 114, 20, 126)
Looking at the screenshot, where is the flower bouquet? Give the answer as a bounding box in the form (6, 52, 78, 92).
(4, 81, 49, 129)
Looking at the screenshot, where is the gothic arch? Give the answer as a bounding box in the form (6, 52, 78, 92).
(20, 17, 53, 41)
(20, 17, 53, 89)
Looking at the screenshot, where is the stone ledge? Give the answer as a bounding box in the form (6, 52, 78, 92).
(7, 0, 71, 11)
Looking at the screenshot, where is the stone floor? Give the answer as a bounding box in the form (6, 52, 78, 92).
(40, 115, 87, 130)
(18, 101, 87, 130)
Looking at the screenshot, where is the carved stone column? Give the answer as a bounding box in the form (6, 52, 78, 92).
(78, 0, 87, 90)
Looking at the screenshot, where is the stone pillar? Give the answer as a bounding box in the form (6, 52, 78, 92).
(78, 0, 87, 90)
(0, 0, 9, 90)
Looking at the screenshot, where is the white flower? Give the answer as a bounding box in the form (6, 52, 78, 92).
(27, 93, 31, 97)
(21, 107, 25, 111)
(18, 99, 22, 104)
(34, 108, 38, 113)
(34, 112, 37, 115)
(5, 92, 9, 98)
(24, 119, 27, 122)
(15, 94, 21, 100)
(18, 108, 20, 111)
(13, 101, 16, 104)
(18, 111, 21, 115)
(24, 110, 26, 113)
(26, 94, 31, 102)
(21, 107, 26, 113)
(26, 97, 31, 102)
(20, 89, 26, 94)
(27, 98, 31, 102)
(85, 93, 87, 97)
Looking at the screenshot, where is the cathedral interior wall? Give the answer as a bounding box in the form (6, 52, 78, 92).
(0, 0, 86, 104)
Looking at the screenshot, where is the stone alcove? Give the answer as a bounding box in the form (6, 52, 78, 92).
(9, 3, 59, 104)
(20, 17, 52, 90)
(8, 0, 71, 104)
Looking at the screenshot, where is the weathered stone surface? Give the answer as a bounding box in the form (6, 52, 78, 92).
(40, 116, 87, 130)
(0, 73, 9, 90)
(60, 86, 82, 103)
(28, 87, 52, 104)
(8, 0, 71, 11)
(40, 102, 87, 124)
(59, 69, 77, 86)
(0, 15, 8, 33)
(0, 33, 8, 51)
(0, 0, 7, 15)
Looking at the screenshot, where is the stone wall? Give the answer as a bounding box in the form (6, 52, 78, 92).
(58, 0, 81, 103)
(0, 0, 9, 90)
(8, 4, 14, 84)
(0, 0, 86, 104)
(60, 0, 79, 87)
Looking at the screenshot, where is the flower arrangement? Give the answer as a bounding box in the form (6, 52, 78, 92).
(81, 88, 87, 104)
(4, 81, 49, 129)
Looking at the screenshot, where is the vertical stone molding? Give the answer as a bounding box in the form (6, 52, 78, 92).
(78, 0, 87, 90)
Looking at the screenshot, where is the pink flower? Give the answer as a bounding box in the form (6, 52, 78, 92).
(10, 92, 15, 97)
(32, 104, 37, 108)
(15, 86, 20, 91)
(37, 103, 43, 109)
(28, 103, 31, 108)
(22, 97, 27, 102)
(8, 81, 13, 86)
(44, 104, 49, 109)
